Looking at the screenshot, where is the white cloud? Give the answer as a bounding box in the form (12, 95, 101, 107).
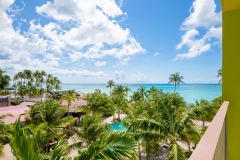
(175, 29, 211, 60)
(95, 61, 107, 67)
(34, 0, 145, 61)
(117, 0, 125, 8)
(130, 72, 149, 82)
(68, 37, 145, 61)
(180, 0, 221, 30)
(0, 2, 48, 61)
(36, 0, 123, 21)
(176, 0, 222, 60)
(0, 0, 145, 81)
(44, 54, 59, 61)
(116, 57, 131, 66)
(114, 71, 126, 81)
(204, 26, 222, 43)
(1, 57, 109, 78)
(154, 52, 159, 56)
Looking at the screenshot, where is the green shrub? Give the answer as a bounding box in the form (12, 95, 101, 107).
(11, 98, 22, 105)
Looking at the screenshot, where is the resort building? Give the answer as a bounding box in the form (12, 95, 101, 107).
(0, 96, 11, 107)
(189, 0, 240, 159)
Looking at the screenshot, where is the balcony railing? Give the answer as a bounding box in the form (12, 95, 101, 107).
(189, 101, 229, 160)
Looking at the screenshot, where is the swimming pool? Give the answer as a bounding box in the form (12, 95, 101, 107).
(110, 122, 126, 131)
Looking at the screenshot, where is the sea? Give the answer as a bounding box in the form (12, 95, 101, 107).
(61, 83, 222, 104)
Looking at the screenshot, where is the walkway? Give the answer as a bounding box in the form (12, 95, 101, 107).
(103, 114, 127, 124)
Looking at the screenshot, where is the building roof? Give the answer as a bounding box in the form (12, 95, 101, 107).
(221, 0, 240, 12)
(61, 99, 87, 112)
(0, 105, 30, 124)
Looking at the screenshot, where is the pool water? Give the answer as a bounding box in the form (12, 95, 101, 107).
(110, 122, 126, 131)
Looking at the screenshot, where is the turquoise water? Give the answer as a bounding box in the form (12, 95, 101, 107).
(61, 83, 221, 104)
(110, 122, 126, 131)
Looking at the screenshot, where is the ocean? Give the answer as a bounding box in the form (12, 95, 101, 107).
(61, 83, 222, 104)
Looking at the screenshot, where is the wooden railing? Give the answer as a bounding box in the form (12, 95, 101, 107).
(189, 101, 229, 160)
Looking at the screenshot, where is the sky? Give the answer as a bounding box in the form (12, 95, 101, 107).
(0, 0, 222, 84)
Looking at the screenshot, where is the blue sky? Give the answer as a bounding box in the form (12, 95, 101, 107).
(0, 0, 222, 83)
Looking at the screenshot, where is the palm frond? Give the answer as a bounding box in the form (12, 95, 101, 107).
(167, 142, 186, 160)
(48, 136, 70, 160)
(74, 131, 138, 160)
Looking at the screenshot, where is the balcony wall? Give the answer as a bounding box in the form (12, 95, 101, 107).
(189, 101, 229, 160)
(222, 1, 240, 158)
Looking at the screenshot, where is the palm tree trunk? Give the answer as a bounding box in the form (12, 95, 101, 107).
(187, 141, 191, 151)
(118, 109, 120, 120)
(112, 109, 115, 121)
(46, 139, 49, 152)
(202, 119, 205, 127)
(138, 140, 141, 160)
(68, 105, 70, 116)
(174, 83, 176, 93)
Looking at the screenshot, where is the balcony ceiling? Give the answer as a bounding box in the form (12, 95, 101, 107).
(221, 0, 240, 12)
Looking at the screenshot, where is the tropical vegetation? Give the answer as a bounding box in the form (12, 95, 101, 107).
(13, 70, 61, 99)
(0, 72, 222, 160)
(0, 68, 11, 96)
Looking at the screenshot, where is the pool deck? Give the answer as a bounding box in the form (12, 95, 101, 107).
(103, 114, 127, 124)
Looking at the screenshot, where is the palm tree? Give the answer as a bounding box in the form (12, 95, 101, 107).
(71, 113, 106, 147)
(28, 99, 76, 126)
(112, 85, 126, 98)
(61, 90, 77, 116)
(137, 86, 148, 101)
(217, 68, 222, 84)
(106, 80, 115, 95)
(147, 87, 163, 103)
(112, 85, 127, 120)
(46, 74, 55, 92)
(27, 99, 77, 151)
(13, 74, 19, 94)
(74, 131, 138, 160)
(23, 69, 32, 88)
(10, 119, 42, 160)
(33, 70, 41, 88)
(194, 99, 219, 127)
(126, 93, 200, 159)
(51, 91, 63, 101)
(124, 86, 132, 100)
(17, 72, 25, 84)
(17, 83, 28, 100)
(10, 119, 71, 159)
(129, 91, 142, 106)
(147, 86, 157, 96)
(0, 68, 6, 75)
(80, 90, 112, 115)
(168, 72, 185, 93)
(53, 77, 61, 91)
(40, 70, 46, 88)
(0, 69, 11, 90)
(43, 136, 70, 160)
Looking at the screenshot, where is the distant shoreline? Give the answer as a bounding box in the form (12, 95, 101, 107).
(61, 83, 222, 85)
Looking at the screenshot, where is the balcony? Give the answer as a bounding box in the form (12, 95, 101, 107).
(189, 101, 229, 160)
